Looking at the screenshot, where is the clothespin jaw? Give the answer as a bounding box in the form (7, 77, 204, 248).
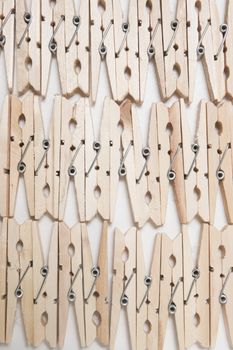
(159, 233, 184, 350)
(0, 0, 15, 92)
(16, 0, 41, 95)
(110, 227, 136, 350)
(209, 225, 233, 348)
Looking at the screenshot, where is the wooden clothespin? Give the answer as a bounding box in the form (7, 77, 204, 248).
(4, 219, 34, 345)
(41, 0, 66, 97)
(136, 230, 161, 350)
(58, 221, 109, 348)
(58, 222, 85, 347)
(58, 97, 97, 222)
(0, 218, 7, 343)
(119, 100, 170, 227)
(65, 0, 89, 97)
(110, 227, 136, 350)
(97, 97, 120, 222)
(159, 233, 184, 350)
(204, 100, 233, 224)
(168, 99, 198, 223)
(0, 94, 36, 218)
(112, 0, 140, 102)
(196, 0, 226, 102)
(182, 224, 209, 348)
(0, 0, 15, 92)
(90, 0, 117, 103)
(138, 0, 165, 102)
(16, 0, 41, 95)
(160, 0, 189, 100)
(225, 1, 233, 99)
(209, 225, 233, 347)
(33, 221, 58, 347)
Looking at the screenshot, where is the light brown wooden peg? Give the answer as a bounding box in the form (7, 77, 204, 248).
(33, 221, 58, 347)
(226, 1, 233, 99)
(169, 99, 197, 223)
(65, 0, 89, 97)
(182, 224, 209, 348)
(0, 0, 15, 92)
(0, 94, 35, 218)
(210, 225, 233, 348)
(41, 0, 66, 97)
(58, 222, 85, 347)
(81, 223, 96, 346)
(110, 227, 136, 350)
(90, 0, 117, 102)
(0, 219, 8, 343)
(16, 0, 41, 95)
(158, 233, 184, 350)
(196, 0, 225, 102)
(160, 0, 189, 100)
(96, 221, 109, 346)
(6, 219, 34, 345)
(205, 100, 233, 224)
(112, 0, 140, 102)
(195, 101, 209, 222)
(136, 230, 161, 350)
(138, 0, 165, 102)
(97, 97, 120, 222)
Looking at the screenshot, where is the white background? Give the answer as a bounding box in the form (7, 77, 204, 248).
(0, 0, 231, 349)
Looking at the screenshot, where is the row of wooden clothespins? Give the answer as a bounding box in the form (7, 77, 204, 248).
(0, 218, 232, 350)
(1, 0, 233, 103)
(1, 93, 233, 227)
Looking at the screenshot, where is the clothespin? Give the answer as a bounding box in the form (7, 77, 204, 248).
(0, 218, 7, 343)
(119, 100, 170, 227)
(196, 0, 226, 102)
(225, 1, 233, 99)
(136, 230, 161, 350)
(58, 97, 97, 222)
(158, 233, 184, 350)
(0, 0, 15, 92)
(90, 0, 117, 102)
(58, 222, 85, 347)
(204, 101, 233, 224)
(186, 0, 199, 102)
(110, 227, 136, 350)
(0, 94, 36, 217)
(168, 99, 198, 223)
(182, 224, 209, 348)
(33, 221, 58, 347)
(112, 0, 140, 102)
(58, 221, 109, 347)
(97, 97, 120, 222)
(41, 0, 66, 96)
(160, 0, 189, 100)
(16, 0, 41, 94)
(65, 0, 89, 96)
(138, 0, 165, 102)
(5, 219, 34, 345)
(209, 225, 233, 347)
